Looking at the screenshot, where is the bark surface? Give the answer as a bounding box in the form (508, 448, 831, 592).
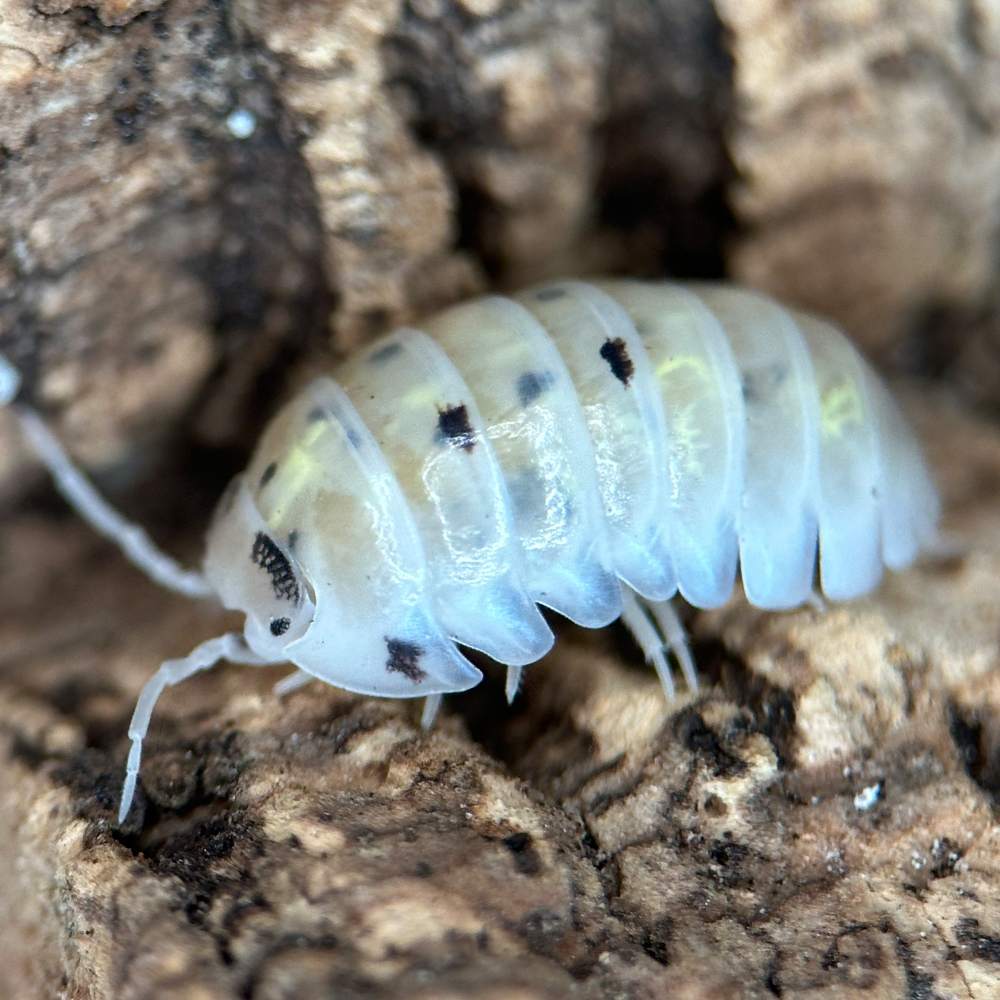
(0, 1, 998, 998)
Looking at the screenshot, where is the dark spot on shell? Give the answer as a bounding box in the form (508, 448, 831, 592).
(251, 533, 300, 603)
(534, 287, 566, 302)
(287, 529, 299, 552)
(307, 407, 326, 423)
(346, 426, 362, 448)
(259, 462, 277, 488)
(369, 341, 403, 363)
(741, 363, 787, 404)
(270, 616, 291, 637)
(437, 403, 476, 452)
(599, 336, 635, 387)
(516, 370, 554, 407)
(385, 638, 426, 682)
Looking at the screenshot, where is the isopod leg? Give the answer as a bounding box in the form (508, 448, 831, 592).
(118, 632, 269, 825)
(0, 353, 22, 404)
(273, 668, 314, 696)
(505, 665, 523, 704)
(805, 589, 826, 613)
(644, 598, 698, 693)
(11, 404, 212, 599)
(421, 693, 443, 730)
(619, 587, 676, 701)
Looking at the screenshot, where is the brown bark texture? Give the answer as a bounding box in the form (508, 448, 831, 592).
(0, 0, 998, 998)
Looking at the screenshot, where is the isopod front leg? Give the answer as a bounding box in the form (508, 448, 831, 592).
(273, 668, 314, 696)
(118, 632, 271, 825)
(420, 693, 442, 730)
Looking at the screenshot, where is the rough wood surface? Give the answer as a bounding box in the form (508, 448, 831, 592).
(719, 0, 1000, 374)
(1, 1, 1000, 998)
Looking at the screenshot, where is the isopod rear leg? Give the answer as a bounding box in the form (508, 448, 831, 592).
(644, 598, 698, 694)
(119, 632, 270, 825)
(619, 587, 677, 701)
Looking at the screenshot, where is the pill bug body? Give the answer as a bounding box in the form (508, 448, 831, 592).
(203, 279, 940, 704)
(0, 278, 939, 823)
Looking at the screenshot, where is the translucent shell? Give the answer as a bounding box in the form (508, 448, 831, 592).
(595, 281, 746, 609)
(691, 285, 822, 610)
(420, 295, 622, 628)
(517, 281, 676, 601)
(336, 329, 553, 666)
(204, 280, 940, 697)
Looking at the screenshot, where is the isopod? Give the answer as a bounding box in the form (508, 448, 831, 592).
(0, 280, 941, 824)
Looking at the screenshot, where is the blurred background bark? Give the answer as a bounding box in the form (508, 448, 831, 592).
(0, 0, 998, 997)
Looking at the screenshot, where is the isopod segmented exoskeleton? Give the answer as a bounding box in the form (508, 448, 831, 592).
(0, 279, 941, 824)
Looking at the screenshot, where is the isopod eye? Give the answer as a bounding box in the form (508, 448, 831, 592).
(203, 475, 316, 660)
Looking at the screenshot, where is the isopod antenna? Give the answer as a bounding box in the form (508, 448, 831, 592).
(0, 354, 213, 600)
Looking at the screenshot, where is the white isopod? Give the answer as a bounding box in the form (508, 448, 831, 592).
(0, 280, 941, 824)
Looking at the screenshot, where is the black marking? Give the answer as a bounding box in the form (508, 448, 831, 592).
(369, 342, 403, 363)
(287, 529, 299, 552)
(251, 532, 300, 603)
(516, 370, 554, 407)
(306, 407, 326, 423)
(270, 616, 291, 637)
(741, 363, 788, 404)
(385, 638, 426, 682)
(502, 832, 542, 876)
(641, 916, 674, 967)
(534, 287, 566, 302)
(709, 833, 749, 870)
(259, 462, 278, 488)
(599, 337, 635, 387)
(956, 918, 1000, 964)
(437, 403, 476, 452)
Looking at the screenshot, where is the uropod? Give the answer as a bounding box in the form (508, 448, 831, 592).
(0, 280, 941, 824)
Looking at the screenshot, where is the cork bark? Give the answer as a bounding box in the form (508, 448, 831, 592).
(717, 0, 1000, 380)
(0, 1, 999, 997)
